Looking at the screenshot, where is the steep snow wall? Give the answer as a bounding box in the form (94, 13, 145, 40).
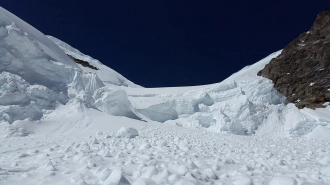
(93, 87, 139, 119)
(125, 51, 330, 137)
(0, 7, 78, 68)
(0, 6, 139, 124)
(47, 36, 141, 88)
(0, 13, 77, 92)
(0, 7, 80, 123)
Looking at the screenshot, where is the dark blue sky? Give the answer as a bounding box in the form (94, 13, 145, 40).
(2, 1, 329, 87)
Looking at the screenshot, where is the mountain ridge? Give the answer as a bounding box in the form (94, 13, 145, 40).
(258, 11, 330, 109)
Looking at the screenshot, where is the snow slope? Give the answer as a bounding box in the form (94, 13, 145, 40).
(0, 6, 79, 123)
(115, 51, 330, 137)
(47, 36, 141, 88)
(0, 7, 78, 67)
(0, 6, 140, 123)
(1, 5, 330, 185)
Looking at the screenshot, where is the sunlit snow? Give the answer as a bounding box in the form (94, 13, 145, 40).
(0, 6, 330, 185)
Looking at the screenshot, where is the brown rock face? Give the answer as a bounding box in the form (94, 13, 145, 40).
(258, 11, 330, 109)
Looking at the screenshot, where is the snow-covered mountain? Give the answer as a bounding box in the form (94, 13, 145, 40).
(0, 6, 330, 185)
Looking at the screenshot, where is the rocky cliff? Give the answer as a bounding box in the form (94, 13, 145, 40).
(258, 11, 330, 109)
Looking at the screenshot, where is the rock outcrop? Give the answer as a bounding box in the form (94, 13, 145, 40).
(258, 11, 330, 109)
(67, 54, 99, 70)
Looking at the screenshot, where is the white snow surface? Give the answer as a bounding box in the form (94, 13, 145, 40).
(1, 6, 330, 185)
(0, 7, 78, 68)
(47, 35, 141, 88)
(116, 127, 139, 139)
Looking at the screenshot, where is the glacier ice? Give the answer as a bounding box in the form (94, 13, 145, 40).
(47, 35, 141, 88)
(137, 103, 178, 123)
(0, 72, 68, 123)
(93, 87, 138, 119)
(0, 5, 329, 140)
(0, 6, 139, 124)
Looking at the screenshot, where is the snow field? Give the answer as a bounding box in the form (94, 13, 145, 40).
(1, 123, 330, 185)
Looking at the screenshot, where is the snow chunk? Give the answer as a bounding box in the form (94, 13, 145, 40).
(132, 178, 156, 185)
(117, 127, 139, 138)
(187, 112, 215, 128)
(99, 168, 112, 181)
(71, 71, 104, 94)
(42, 160, 56, 171)
(321, 165, 330, 176)
(203, 168, 217, 180)
(176, 165, 188, 176)
(139, 143, 151, 150)
(178, 142, 189, 152)
(232, 177, 253, 185)
(269, 176, 297, 185)
(171, 92, 214, 115)
(103, 150, 112, 157)
(94, 87, 138, 119)
(136, 103, 178, 122)
(174, 179, 194, 185)
(91, 138, 99, 145)
(168, 174, 180, 184)
(307, 125, 330, 141)
(102, 168, 130, 185)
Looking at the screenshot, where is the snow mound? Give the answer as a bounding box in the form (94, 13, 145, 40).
(117, 127, 139, 138)
(321, 165, 330, 176)
(132, 178, 156, 185)
(103, 168, 131, 185)
(269, 176, 297, 185)
(232, 177, 253, 185)
(136, 102, 178, 122)
(307, 125, 330, 141)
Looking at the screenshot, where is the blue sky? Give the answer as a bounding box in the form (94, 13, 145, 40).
(2, 0, 329, 87)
